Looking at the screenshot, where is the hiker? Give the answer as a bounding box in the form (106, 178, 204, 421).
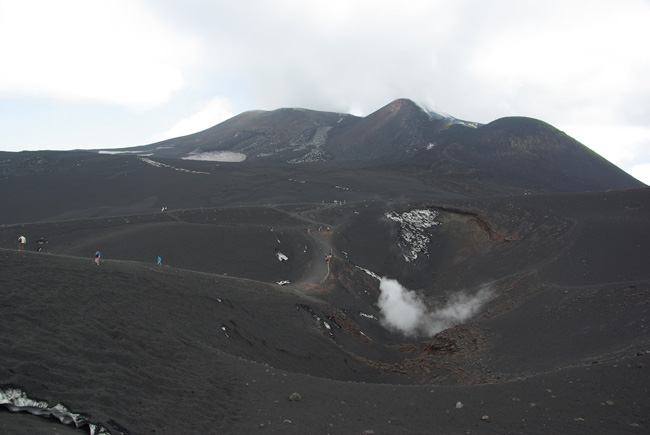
(94, 251, 101, 266)
(157, 256, 162, 266)
(35, 237, 47, 252)
(18, 235, 26, 251)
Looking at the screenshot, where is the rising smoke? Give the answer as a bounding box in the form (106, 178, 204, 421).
(377, 278, 492, 337)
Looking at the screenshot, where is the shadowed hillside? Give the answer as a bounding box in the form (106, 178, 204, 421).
(395, 116, 640, 194)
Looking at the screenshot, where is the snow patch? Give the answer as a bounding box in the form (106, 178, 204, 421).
(412, 101, 480, 128)
(359, 311, 378, 320)
(276, 252, 288, 261)
(356, 265, 381, 281)
(385, 209, 440, 262)
(139, 157, 209, 174)
(98, 150, 144, 155)
(183, 151, 247, 162)
(0, 387, 110, 434)
(288, 126, 333, 164)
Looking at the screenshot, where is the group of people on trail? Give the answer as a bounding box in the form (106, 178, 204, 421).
(16, 236, 161, 268)
(17, 235, 48, 252)
(92, 251, 162, 267)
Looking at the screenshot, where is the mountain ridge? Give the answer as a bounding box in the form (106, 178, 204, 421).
(96, 98, 643, 194)
(0, 98, 644, 224)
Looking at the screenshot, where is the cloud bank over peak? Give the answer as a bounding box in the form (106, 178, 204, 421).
(0, 0, 649, 184)
(152, 97, 234, 142)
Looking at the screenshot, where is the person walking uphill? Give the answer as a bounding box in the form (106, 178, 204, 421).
(18, 235, 26, 251)
(94, 251, 101, 266)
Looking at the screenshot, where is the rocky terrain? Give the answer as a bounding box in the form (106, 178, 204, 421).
(1, 99, 648, 434)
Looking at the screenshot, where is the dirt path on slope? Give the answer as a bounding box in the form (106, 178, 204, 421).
(263, 205, 335, 289)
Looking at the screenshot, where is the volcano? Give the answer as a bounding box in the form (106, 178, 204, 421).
(1, 99, 648, 434)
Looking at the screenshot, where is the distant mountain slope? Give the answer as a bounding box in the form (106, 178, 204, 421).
(323, 98, 454, 162)
(126, 108, 358, 162)
(394, 116, 644, 193)
(1, 99, 645, 224)
(122, 99, 474, 164)
(108, 98, 643, 194)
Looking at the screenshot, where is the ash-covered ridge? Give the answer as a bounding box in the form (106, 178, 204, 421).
(90, 98, 644, 195)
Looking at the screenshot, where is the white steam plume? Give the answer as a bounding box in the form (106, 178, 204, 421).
(378, 278, 491, 337)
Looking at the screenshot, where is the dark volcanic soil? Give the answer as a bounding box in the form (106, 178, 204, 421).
(1, 187, 650, 434)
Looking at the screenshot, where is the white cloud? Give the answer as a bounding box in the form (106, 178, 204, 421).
(468, 2, 649, 93)
(626, 163, 650, 186)
(378, 278, 492, 337)
(0, 0, 200, 110)
(378, 279, 428, 334)
(152, 97, 234, 141)
(560, 123, 650, 168)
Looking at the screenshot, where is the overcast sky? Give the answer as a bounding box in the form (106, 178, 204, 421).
(1, 0, 649, 184)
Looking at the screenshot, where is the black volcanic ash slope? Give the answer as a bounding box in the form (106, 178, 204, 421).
(395, 115, 643, 194)
(0, 150, 453, 224)
(2, 188, 650, 434)
(117, 107, 359, 162)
